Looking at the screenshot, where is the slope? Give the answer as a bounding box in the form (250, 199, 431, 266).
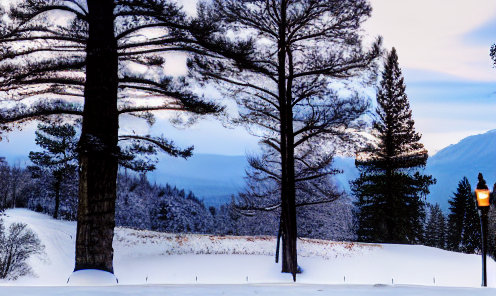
(1, 208, 495, 289)
(425, 129, 496, 211)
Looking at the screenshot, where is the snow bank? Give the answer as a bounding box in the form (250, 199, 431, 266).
(67, 270, 117, 286)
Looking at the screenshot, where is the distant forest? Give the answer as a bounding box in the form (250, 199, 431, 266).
(0, 159, 355, 241)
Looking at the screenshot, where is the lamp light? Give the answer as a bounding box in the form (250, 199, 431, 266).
(476, 188, 491, 207)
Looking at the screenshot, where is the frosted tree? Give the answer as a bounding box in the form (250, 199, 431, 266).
(0, 221, 44, 280)
(424, 203, 445, 249)
(491, 43, 495, 67)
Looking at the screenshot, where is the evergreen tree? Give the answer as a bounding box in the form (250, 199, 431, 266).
(28, 122, 78, 219)
(446, 176, 481, 253)
(351, 47, 435, 244)
(491, 43, 496, 67)
(462, 192, 481, 254)
(446, 177, 470, 251)
(424, 203, 446, 249)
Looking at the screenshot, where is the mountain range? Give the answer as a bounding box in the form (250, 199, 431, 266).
(425, 129, 496, 211)
(151, 130, 496, 211)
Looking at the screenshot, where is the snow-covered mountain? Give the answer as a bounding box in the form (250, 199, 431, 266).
(425, 129, 496, 211)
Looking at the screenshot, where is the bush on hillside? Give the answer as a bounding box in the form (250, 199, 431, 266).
(0, 221, 44, 280)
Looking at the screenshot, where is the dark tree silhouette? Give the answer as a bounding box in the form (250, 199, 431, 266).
(190, 0, 381, 279)
(490, 43, 495, 67)
(424, 203, 446, 249)
(0, 0, 222, 273)
(352, 47, 435, 244)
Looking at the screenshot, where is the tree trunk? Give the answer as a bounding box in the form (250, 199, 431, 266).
(275, 218, 282, 263)
(54, 179, 61, 219)
(75, 0, 119, 273)
(277, 0, 298, 281)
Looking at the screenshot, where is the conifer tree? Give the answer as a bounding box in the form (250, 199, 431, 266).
(462, 192, 481, 254)
(446, 177, 470, 251)
(491, 43, 496, 67)
(446, 176, 482, 253)
(351, 47, 435, 244)
(28, 122, 78, 219)
(424, 203, 446, 249)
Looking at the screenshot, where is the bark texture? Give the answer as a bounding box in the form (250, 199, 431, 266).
(75, 0, 119, 273)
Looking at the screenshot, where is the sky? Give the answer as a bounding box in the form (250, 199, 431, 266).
(0, 0, 495, 163)
(363, 0, 496, 154)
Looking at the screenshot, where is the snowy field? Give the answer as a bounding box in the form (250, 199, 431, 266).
(1, 208, 496, 296)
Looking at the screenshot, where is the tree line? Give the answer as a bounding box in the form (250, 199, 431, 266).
(3, 153, 492, 258)
(0, 157, 356, 240)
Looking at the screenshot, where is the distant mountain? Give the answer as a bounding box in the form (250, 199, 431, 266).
(425, 129, 496, 211)
(103, 130, 496, 209)
(148, 154, 248, 207)
(147, 153, 362, 207)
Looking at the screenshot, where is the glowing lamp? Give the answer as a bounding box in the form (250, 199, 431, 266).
(476, 188, 491, 207)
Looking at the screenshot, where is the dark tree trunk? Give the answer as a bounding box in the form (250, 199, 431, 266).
(275, 218, 282, 263)
(54, 179, 61, 219)
(277, 0, 298, 281)
(75, 0, 119, 273)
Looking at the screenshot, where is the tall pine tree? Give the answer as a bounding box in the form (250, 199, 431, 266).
(351, 47, 435, 244)
(447, 176, 481, 253)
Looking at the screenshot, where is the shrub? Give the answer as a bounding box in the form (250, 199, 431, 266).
(0, 221, 44, 280)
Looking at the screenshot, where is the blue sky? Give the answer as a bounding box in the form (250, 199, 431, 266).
(0, 0, 495, 163)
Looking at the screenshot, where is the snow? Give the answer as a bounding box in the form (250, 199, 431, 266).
(67, 270, 118, 286)
(1, 208, 496, 295)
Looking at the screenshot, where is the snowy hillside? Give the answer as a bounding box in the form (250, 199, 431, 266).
(425, 129, 496, 211)
(1, 208, 496, 292)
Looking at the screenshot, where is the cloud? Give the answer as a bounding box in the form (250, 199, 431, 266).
(364, 0, 496, 81)
(462, 16, 496, 46)
(149, 116, 260, 156)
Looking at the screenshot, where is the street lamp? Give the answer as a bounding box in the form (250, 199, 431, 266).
(475, 173, 491, 287)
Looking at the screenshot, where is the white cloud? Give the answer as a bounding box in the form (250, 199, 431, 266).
(364, 0, 496, 81)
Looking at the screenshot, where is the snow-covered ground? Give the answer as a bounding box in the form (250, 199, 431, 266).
(1, 208, 496, 295)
